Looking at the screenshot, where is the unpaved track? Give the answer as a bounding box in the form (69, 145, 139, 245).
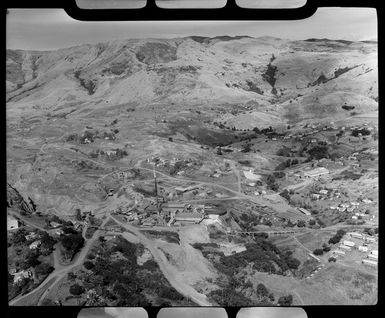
(111, 215, 212, 306)
(10, 214, 111, 306)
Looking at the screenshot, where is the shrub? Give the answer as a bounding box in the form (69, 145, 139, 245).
(35, 263, 54, 276)
(278, 294, 293, 306)
(313, 248, 324, 256)
(69, 283, 85, 296)
(84, 260, 95, 270)
(257, 283, 269, 298)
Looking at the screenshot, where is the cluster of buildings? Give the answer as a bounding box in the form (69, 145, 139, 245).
(311, 188, 341, 201)
(162, 203, 206, 226)
(332, 232, 378, 267)
(10, 269, 33, 284)
(113, 199, 227, 228)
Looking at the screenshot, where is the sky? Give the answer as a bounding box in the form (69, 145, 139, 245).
(158, 307, 227, 318)
(76, 0, 146, 9)
(78, 307, 148, 318)
(237, 0, 307, 8)
(6, 7, 377, 51)
(237, 308, 307, 318)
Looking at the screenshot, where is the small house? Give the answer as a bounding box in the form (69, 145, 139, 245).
(358, 246, 368, 252)
(343, 240, 355, 247)
(368, 254, 378, 260)
(29, 240, 41, 250)
(362, 259, 377, 266)
(371, 250, 378, 256)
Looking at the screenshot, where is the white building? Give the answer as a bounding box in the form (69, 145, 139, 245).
(333, 250, 346, 255)
(362, 259, 377, 267)
(13, 270, 33, 284)
(303, 167, 329, 178)
(7, 215, 19, 231)
(339, 245, 351, 251)
(343, 240, 355, 247)
(349, 232, 363, 239)
(243, 170, 262, 181)
(358, 246, 369, 252)
(371, 250, 378, 256)
(29, 240, 41, 250)
(365, 236, 376, 243)
(368, 254, 378, 260)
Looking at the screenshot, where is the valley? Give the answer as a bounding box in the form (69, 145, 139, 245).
(7, 35, 378, 306)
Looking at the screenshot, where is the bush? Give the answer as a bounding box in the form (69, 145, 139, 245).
(60, 233, 84, 258)
(69, 283, 85, 296)
(256, 283, 269, 298)
(328, 257, 337, 262)
(307, 145, 329, 160)
(308, 219, 316, 226)
(313, 249, 324, 256)
(35, 262, 54, 276)
(83, 260, 95, 270)
(278, 294, 293, 306)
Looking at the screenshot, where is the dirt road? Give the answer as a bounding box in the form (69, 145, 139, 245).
(111, 215, 212, 306)
(10, 214, 111, 306)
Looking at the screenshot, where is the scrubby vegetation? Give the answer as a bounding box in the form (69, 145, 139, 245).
(78, 236, 189, 306)
(141, 230, 180, 244)
(328, 229, 346, 244)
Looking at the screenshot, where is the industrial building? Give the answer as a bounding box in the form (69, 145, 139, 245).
(243, 170, 262, 181)
(303, 167, 329, 178)
(173, 212, 204, 224)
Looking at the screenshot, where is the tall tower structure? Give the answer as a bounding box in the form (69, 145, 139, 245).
(153, 165, 158, 198)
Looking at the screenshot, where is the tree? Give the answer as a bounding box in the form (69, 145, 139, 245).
(297, 220, 306, 228)
(60, 233, 84, 254)
(328, 257, 337, 262)
(75, 208, 82, 221)
(84, 260, 95, 270)
(69, 283, 85, 296)
(21, 250, 41, 270)
(35, 263, 54, 277)
(168, 137, 173, 142)
(308, 219, 316, 226)
(12, 228, 27, 245)
(67, 272, 77, 280)
(313, 248, 324, 256)
(241, 143, 252, 153)
(216, 147, 223, 155)
(278, 294, 293, 306)
(256, 283, 269, 298)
